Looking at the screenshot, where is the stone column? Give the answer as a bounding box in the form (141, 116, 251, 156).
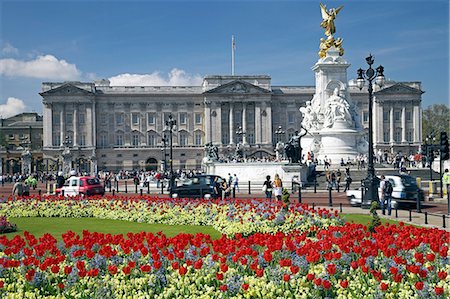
(43, 103, 53, 147)
(229, 103, 234, 144)
(60, 107, 64, 147)
(264, 104, 272, 145)
(204, 100, 211, 143)
(401, 106, 406, 143)
(242, 103, 247, 144)
(389, 105, 394, 143)
(214, 104, 222, 145)
(91, 101, 96, 147)
(73, 106, 78, 146)
(413, 105, 420, 143)
(255, 103, 261, 144)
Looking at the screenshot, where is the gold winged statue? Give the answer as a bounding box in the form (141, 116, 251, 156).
(320, 3, 343, 37)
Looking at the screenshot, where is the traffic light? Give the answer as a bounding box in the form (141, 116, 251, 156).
(440, 132, 449, 160)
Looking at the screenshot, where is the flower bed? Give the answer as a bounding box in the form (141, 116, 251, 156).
(0, 196, 448, 298)
(0, 224, 448, 298)
(0, 196, 343, 237)
(0, 216, 17, 234)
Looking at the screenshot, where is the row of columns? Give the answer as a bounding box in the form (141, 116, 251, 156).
(383, 103, 420, 144)
(205, 101, 272, 146)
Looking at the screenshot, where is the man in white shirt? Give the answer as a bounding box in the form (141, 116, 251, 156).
(232, 174, 239, 193)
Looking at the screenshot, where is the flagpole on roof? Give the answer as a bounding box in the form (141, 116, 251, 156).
(231, 35, 235, 76)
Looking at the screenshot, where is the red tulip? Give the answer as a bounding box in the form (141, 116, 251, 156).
(216, 272, 224, 280)
(380, 282, 389, 291)
(435, 287, 444, 295)
(179, 266, 187, 276)
(340, 280, 348, 288)
(415, 281, 424, 290)
(283, 274, 290, 282)
(242, 283, 249, 291)
(322, 280, 331, 289)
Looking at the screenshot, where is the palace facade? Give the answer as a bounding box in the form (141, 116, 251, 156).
(40, 75, 423, 173)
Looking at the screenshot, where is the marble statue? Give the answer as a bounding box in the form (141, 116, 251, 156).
(275, 141, 285, 160)
(299, 100, 319, 131)
(323, 88, 353, 128)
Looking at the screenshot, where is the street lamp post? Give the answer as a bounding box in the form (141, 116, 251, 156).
(165, 115, 177, 196)
(161, 135, 168, 172)
(356, 54, 385, 207)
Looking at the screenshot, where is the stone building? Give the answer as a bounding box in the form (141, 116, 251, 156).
(40, 75, 422, 173)
(0, 112, 43, 174)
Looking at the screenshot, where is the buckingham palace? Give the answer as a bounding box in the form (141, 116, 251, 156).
(40, 74, 423, 173)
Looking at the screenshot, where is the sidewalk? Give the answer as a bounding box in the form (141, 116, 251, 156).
(320, 205, 449, 231)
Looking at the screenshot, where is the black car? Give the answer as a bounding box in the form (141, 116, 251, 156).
(171, 175, 224, 199)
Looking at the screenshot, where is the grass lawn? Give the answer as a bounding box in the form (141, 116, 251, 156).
(341, 213, 410, 226)
(3, 217, 222, 240)
(1, 214, 410, 240)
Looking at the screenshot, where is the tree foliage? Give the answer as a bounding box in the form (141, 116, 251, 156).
(422, 104, 450, 141)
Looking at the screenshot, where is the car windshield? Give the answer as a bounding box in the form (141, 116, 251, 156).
(401, 176, 417, 187)
(86, 178, 101, 185)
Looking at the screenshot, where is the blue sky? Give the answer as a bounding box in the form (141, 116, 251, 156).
(0, 0, 448, 116)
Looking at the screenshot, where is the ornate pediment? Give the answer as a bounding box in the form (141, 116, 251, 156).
(375, 83, 424, 95)
(40, 83, 95, 97)
(204, 80, 271, 95)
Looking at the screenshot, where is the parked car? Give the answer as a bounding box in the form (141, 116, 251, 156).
(171, 175, 224, 199)
(55, 176, 105, 197)
(346, 174, 423, 209)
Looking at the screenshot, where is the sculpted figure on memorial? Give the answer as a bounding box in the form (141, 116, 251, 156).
(204, 142, 219, 161)
(300, 101, 319, 131)
(323, 88, 353, 128)
(320, 3, 343, 37)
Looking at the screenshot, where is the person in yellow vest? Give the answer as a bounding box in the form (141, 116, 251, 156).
(442, 169, 450, 196)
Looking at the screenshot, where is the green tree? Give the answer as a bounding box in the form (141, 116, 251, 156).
(422, 104, 450, 141)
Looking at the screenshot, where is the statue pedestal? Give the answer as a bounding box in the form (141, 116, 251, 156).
(318, 120, 363, 162)
(21, 151, 32, 175)
(202, 161, 310, 186)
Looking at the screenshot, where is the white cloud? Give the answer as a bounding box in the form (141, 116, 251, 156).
(1, 42, 19, 55)
(0, 55, 80, 80)
(109, 68, 203, 86)
(0, 97, 27, 118)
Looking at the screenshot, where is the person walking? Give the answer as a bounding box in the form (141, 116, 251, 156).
(273, 174, 283, 201)
(232, 174, 239, 193)
(442, 169, 450, 196)
(343, 173, 352, 191)
(262, 175, 273, 200)
(336, 169, 342, 192)
(12, 179, 24, 198)
(379, 175, 393, 215)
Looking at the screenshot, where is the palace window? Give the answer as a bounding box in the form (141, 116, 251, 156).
(383, 111, 389, 122)
(116, 113, 124, 125)
(406, 111, 412, 121)
(180, 113, 187, 125)
(247, 133, 254, 144)
(53, 113, 60, 125)
(100, 134, 108, 147)
(194, 132, 202, 145)
(132, 113, 140, 126)
(288, 112, 295, 124)
(116, 134, 123, 146)
(53, 134, 60, 147)
(383, 131, 390, 143)
(148, 133, 156, 147)
(147, 113, 155, 125)
(407, 130, 414, 142)
(66, 113, 73, 125)
(179, 132, 188, 146)
(132, 134, 140, 146)
(394, 111, 401, 121)
(394, 129, 402, 143)
(79, 113, 85, 125)
(195, 113, 202, 124)
(80, 134, 86, 146)
(222, 132, 228, 144)
(363, 111, 369, 123)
